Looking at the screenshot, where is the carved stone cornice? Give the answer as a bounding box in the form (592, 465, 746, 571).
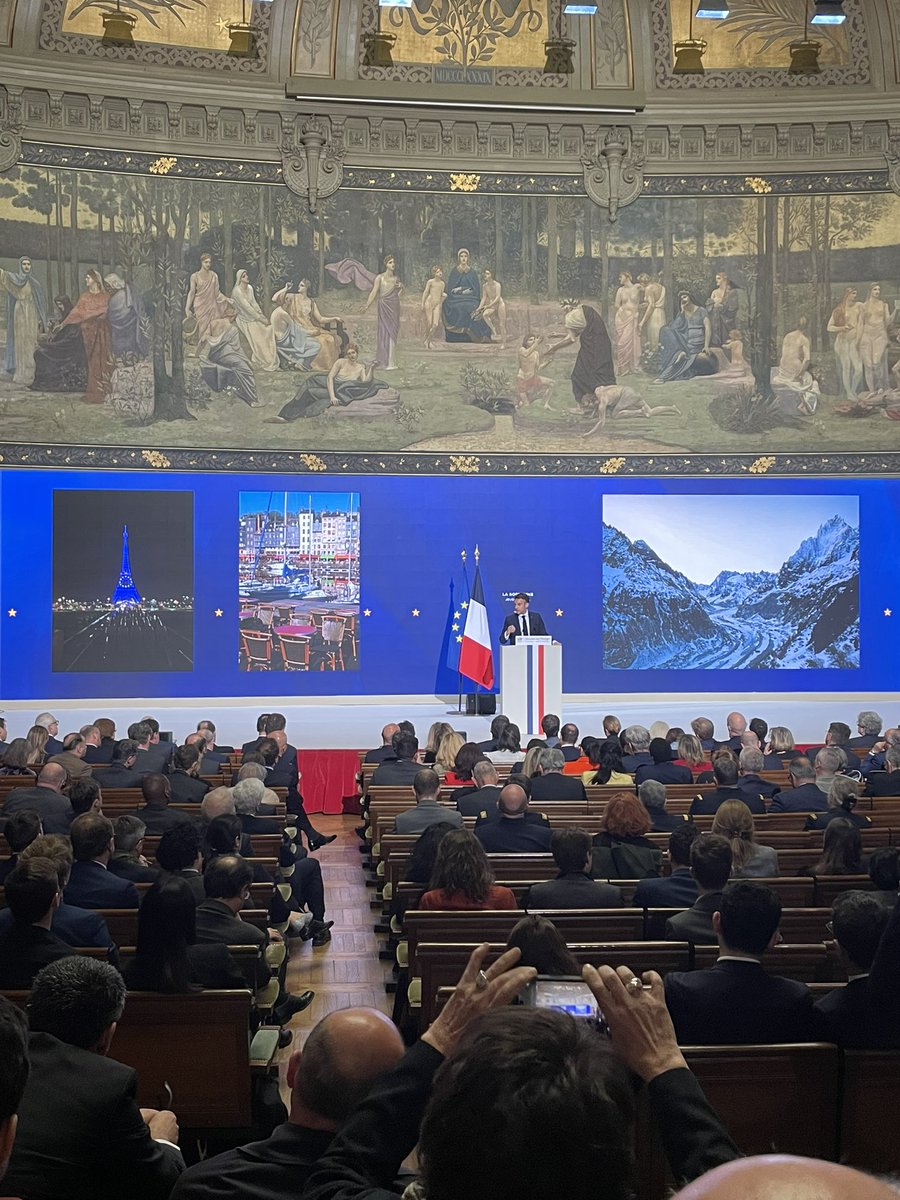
(581, 127, 643, 220)
(282, 115, 343, 211)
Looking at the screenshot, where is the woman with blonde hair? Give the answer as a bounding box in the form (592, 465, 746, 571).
(767, 726, 800, 763)
(423, 721, 455, 765)
(24, 725, 49, 767)
(710, 800, 779, 878)
(434, 730, 466, 780)
(674, 734, 712, 776)
(520, 743, 545, 780)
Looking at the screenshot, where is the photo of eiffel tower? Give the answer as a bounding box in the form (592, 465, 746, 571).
(52, 492, 194, 673)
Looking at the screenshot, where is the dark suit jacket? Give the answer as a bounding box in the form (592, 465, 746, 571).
(0, 853, 18, 884)
(171, 1121, 334, 1200)
(665, 892, 723, 945)
(0, 923, 75, 987)
(394, 802, 463, 834)
(499, 609, 548, 643)
(559, 745, 581, 762)
(769, 783, 827, 813)
(525, 872, 623, 909)
(2, 785, 73, 834)
(649, 810, 690, 833)
(242, 737, 264, 757)
(5, 1031, 184, 1200)
(195, 898, 266, 949)
(169, 868, 206, 905)
(0, 904, 116, 958)
(169, 771, 210, 803)
(84, 739, 116, 765)
(123, 943, 248, 993)
(45, 736, 65, 756)
(848, 733, 880, 749)
(865, 771, 900, 798)
(65, 860, 140, 909)
(370, 759, 422, 788)
(529, 773, 587, 802)
(690, 786, 764, 817)
(96, 764, 145, 788)
(622, 752, 652, 774)
(635, 762, 693, 787)
(109, 853, 160, 883)
(134, 743, 174, 775)
(808, 743, 862, 771)
(456, 785, 501, 819)
(633, 868, 699, 909)
(665, 959, 815, 1044)
(737, 773, 780, 800)
(131, 804, 193, 834)
(474, 813, 552, 852)
(804, 809, 872, 832)
(813, 976, 900, 1049)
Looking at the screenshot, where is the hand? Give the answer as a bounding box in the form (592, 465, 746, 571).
(267, 928, 285, 943)
(504, 623, 517, 636)
(423, 943, 536, 1059)
(582, 964, 686, 1083)
(147, 1109, 180, 1145)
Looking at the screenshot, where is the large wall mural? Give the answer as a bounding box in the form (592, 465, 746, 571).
(0, 145, 899, 474)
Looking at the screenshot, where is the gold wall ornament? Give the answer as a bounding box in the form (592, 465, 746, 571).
(599, 456, 626, 474)
(299, 453, 327, 471)
(148, 156, 177, 175)
(581, 128, 644, 221)
(282, 117, 343, 213)
(449, 455, 481, 473)
(449, 172, 480, 192)
(141, 449, 172, 468)
(748, 455, 776, 474)
(744, 175, 773, 194)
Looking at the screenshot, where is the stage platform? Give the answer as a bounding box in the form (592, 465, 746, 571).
(3, 692, 896, 750)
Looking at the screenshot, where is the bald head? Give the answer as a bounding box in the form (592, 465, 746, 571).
(201, 786, 235, 820)
(498, 782, 528, 818)
(726, 712, 746, 737)
(289, 1008, 404, 1130)
(37, 763, 67, 793)
(381, 723, 399, 746)
(674, 1156, 898, 1200)
(270, 730, 287, 754)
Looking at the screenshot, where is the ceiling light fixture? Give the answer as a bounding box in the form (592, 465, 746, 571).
(810, 0, 845, 23)
(544, 2, 576, 73)
(564, 3, 598, 13)
(788, 1, 821, 73)
(673, 0, 706, 73)
(694, 3, 729, 16)
(378, 0, 411, 8)
(101, 0, 137, 45)
(362, 2, 396, 66)
(227, 0, 255, 56)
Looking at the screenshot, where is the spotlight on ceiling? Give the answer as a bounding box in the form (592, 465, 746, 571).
(810, 0, 845, 23)
(788, 37, 821, 72)
(672, 38, 706, 71)
(101, 0, 137, 45)
(362, 30, 396, 66)
(227, 20, 255, 55)
(378, 0, 412, 7)
(543, 37, 576, 72)
(694, 3, 729, 15)
(564, 3, 598, 13)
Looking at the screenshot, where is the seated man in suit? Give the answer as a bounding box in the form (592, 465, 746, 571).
(868, 847, 900, 909)
(638, 779, 687, 834)
(745, 721, 783, 771)
(0, 857, 73, 988)
(474, 782, 551, 853)
(395, 768, 462, 834)
(82, 719, 117, 765)
(455, 758, 502, 819)
(47, 732, 94, 782)
(635, 739, 692, 787)
(64, 812, 140, 909)
(132, 772, 192, 834)
(664, 880, 815, 1044)
(540, 713, 561, 748)
(557, 723, 581, 764)
(168, 744, 211, 804)
(196, 719, 234, 755)
(716, 711, 747, 753)
(848, 708, 883, 750)
(691, 716, 717, 753)
(183, 730, 226, 777)
(12, 835, 117, 958)
(864, 746, 900, 798)
(665, 834, 732, 945)
(525, 827, 623, 909)
(0, 995, 28, 1189)
(736, 747, 780, 803)
(499, 592, 548, 645)
(769, 757, 827, 813)
(4, 956, 184, 1200)
(859, 727, 900, 777)
(264, 728, 336, 851)
(2, 762, 73, 836)
(370, 731, 422, 789)
(241, 712, 270, 758)
(0, 808, 42, 885)
(530, 747, 587, 801)
(35, 711, 64, 756)
(476, 714, 510, 753)
(814, 891, 900, 1049)
(621, 725, 652, 774)
(68, 777, 102, 819)
(99, 738, 145, 789)
(808, 722, 862, 772)
(633, 823, 700, 909)
(108, 815, 160, 883)
(170, 1007, 406, 1200)
(364, 723, 401, 764)
(128, 718, 174, 776)
(690, 756, 761, 817)
(156, 822, 205, 904)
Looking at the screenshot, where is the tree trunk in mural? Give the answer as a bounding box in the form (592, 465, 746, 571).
(146, 177, 194, 422)
(69, 174, 79, 298)
(695, 198, 705, 261)
(494, 196, 504, 282)
(583, 198, 595, 289)
(778, 196, 790, 343)
(662, 203, 674, 329)
(546, 196, 558, 299)
(821, 192, 832, 345)
(750, 195, 776, 399)
(54, 174, 65, 296)
(597, 207, 608, 321)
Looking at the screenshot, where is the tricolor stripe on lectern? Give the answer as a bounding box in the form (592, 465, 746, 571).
(459, 566, 494, 689)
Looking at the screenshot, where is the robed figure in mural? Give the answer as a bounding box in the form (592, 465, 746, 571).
(707, 273, 741, 349)
(442, 248, 492, 343)
(827, 287, 863, 402)
(276, 344, 398, 421)
(198, 303, 261, 408)
(105, 273, 152, 420)
(545, 301, 616, 406)
(31, 296, 87, 393)
(270, 288, 321, 369)
(231, 270, 279, 372)
(614, 272, 643, 376)
(185, 253, 230, 338)
(0, 256, 48, 387)
(281, 278, 343, 370)
(655, 293, 717, 383)
(61, 270, 112, 404)
(324, 257, 402, 370)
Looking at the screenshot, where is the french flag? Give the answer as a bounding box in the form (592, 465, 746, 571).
(459, 565, 494, 689)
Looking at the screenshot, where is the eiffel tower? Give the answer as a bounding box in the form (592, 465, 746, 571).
(111, 525, 142, 608)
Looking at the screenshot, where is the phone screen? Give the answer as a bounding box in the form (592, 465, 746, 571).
(522, 976, 601, 1021)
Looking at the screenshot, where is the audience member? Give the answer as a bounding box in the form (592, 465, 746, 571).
(4, 956, 184, 1199)
(717, 712, 746, 752)
(445, 742, 485, 789)
(735, 747, 779, 804)
(689, 757, 755, 817)
(808, 722, 862, 771)
(633, 825, 700, 909)
(100, 738, 144, 788)
(664, 880, 814, 1043)
(710, 801, 778, 878)
(770, 757, 826, 813)
(156, 822, 205, 903)
(584, 738, 632, 787)
(456, 759, 502, 819)
(805, 775, 872, 832)
(505, 914, 581, 974)
(530, 747, 587, 801)
(665, 835, 733, 944)
(864, 746, 900, 797)
(518, 743, 545, 781)
(37, 714, 64, 755)
(639, 779, 687, 834)
(183, 731, 224, 777)
(0, 857, 72, 987)
(83, 719, 117, 765)
(691, 716, 716, 751)
(47, 733, 93, 781)
(486, 724, 525, 765)
(1, 762, 73, 834)
(540, 713, 561, 747)
(860, 726, 900, 776)
(525, 828, 623, 909)
(132, 772, 192, 833)
(170, 1008, 406, 1200)
(591, 792, 662, 880)
(13, 835, 116, 955)
(370, 732, 422, 787)
(24, 724, 50, 768)
(65, 813, 140, 908)
(807, 817, 865, 876)
(474, 782, 551, 853)
(395, 769, 462, 834)
(673, 1156, 898, 1199)
(620, 725, 651, 773)
(108, 815, 160, 882)
(419, 828, 517, 910)
(168, 744, 211, 803)
(200, 786, 236, 822)
(0, 995, 28, 1185)
(196, 719, 233, 755)
(68, 775, 103, 817)
(868, 847, 900, 908)
(476, 715, 509, 753)
(767, 725, 801, 764)
(422, 722, 455, 765)
(848, 709, 883, 749)
(0, 808, 42, 884)
(128, 719, 173, 775)
(242, 713, 271, 757)
(391, 823, 458, 924)
(674, 735, 712, 776)
(0, 737, 35, 776)
(635, 739, 692, 787)
(557, 722, 580, 762)
(433, 731, 466, 782)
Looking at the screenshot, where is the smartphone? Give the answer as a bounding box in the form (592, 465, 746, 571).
(522, 975, 605, 1027)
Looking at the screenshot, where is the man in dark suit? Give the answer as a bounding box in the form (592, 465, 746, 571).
(129, 719, 174, 776)
(557, 723, 581, 763)
(80, 724, 114, 765)
(476, 715, 509, 753)
(2, 762, 73, 835)
(65, 813, 140, 909)
(665, 834, 732, 945)
(0, 858, 73, 988)
(633, 824, 700, 909)
(715, 711, 747, 753)
(859, 727, 900, 777)
(196, 719, 234, 755)
(395, 769, 463, 835)
(638, 780, 689, 834)
(769, 757, 827, 813)
(848, 709, 883, 750)
(635, 739, 692, 787)
(621, 725, 653, 774)
(98, 738, 145, 789)
(456, 760, 502, 819)
(0, 809, 42, 885)
(690, 756, 763, 817)
(807, 722, 862, 772)
(736, 747, 780, 802)
(370, 731, 422, 788)
(499, 592, 548, 645)
(241, 713, 271, 758)
(530, 747, 587, 801)
(170, 1007, 406, 1200)
(183, 731, 226, 777)
(691, 716, 717, 753)
(108, 815, 160, 883)
(265, 728, 335, 851)
(4, 955, 184, 1200)
(664, 880, 815, 1044)
(864, 747, 900, 797)
(132, 773, 193, 834)
(0, 992, 28, 1187)
(168, 744, 211, 804)
(474, 782, 551, 853)
(525, 828, 622, 909)
(364, 723, 400, 764)
(814, 891, 900, 1048)
(156, 823, 205, 904)
(540, 714, 561, 747)
(36, 711, 64, 756)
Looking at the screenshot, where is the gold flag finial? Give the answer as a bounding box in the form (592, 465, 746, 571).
(474, 544, 480, 563)
(461, 548, 467, 563)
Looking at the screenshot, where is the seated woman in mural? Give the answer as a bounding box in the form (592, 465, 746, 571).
(274, 279, 343, 370)
(231, 269, 279, 372)
(772, 317, 820, 415)
(442, 248, 492, 343)
(60, 269, 113, 404)
(31, 295, 87, 393)
(654, 291, 717, 383)
(543, 299, 616, 405)
(104, 273, 153, 420)
(275, 344, 398, 422)
(269, 288, 321, 370)
(198, 302, 261, 408)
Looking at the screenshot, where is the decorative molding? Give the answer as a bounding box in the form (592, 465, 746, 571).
(581, 126, 643, 220)
(0, 124, 21, 172)
(282, 115, 343, 211)
(885, 150, 900, 195)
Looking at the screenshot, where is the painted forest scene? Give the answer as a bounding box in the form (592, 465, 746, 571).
(1, 159, 900, 456)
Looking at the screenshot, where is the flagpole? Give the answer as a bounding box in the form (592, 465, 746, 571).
(456, 547, 470, 713)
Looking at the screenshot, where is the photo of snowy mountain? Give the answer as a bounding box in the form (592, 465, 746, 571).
(602, 495, 859, 670)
